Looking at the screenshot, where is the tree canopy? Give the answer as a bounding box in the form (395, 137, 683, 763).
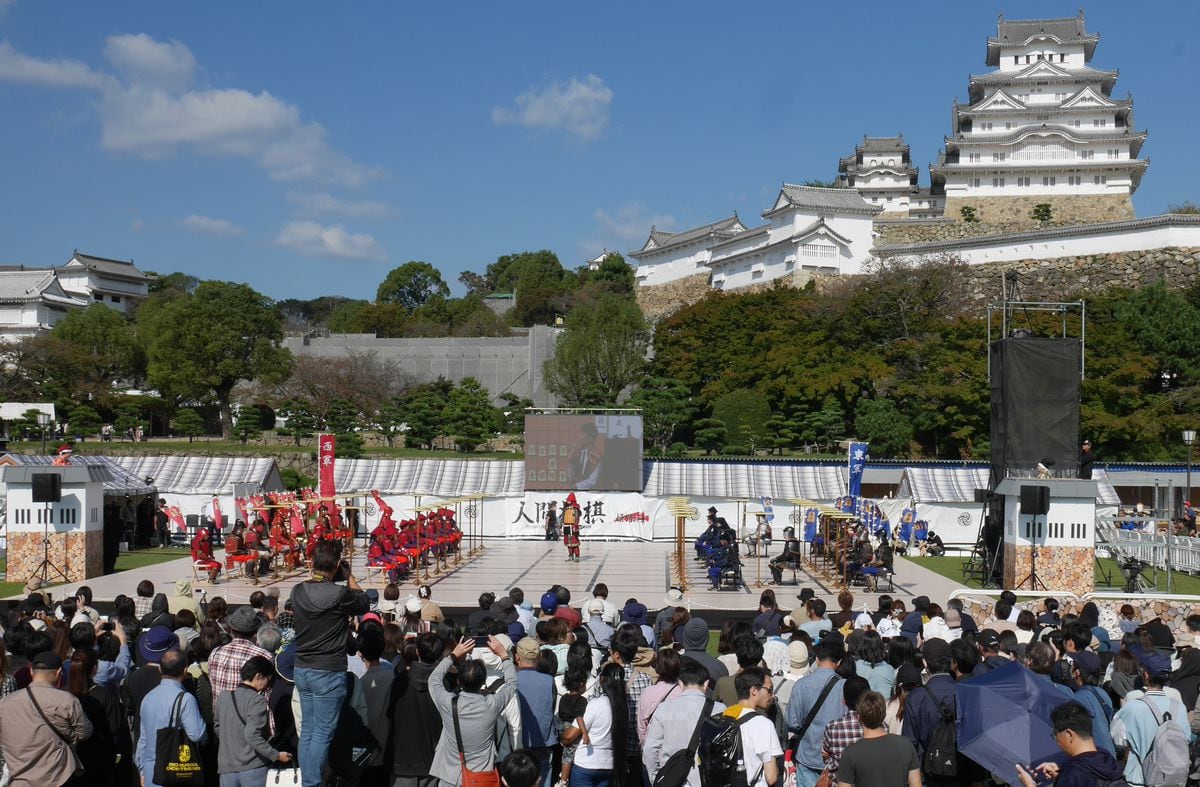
(376, 261, 451, 310)
(543, 294, 650, 406)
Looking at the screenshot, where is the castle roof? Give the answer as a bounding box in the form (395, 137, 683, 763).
(945, 124, 1147, 158)
(764, 184, 881, 217)
(0, 270, 89, 307)
(631, 215, 746, 258)
(61, 250, 153, 283)
(986, 13, 1099, 65)
(968, 62, 1118, 102)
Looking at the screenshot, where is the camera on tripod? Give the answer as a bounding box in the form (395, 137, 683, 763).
(1119, 556, 1148, 592)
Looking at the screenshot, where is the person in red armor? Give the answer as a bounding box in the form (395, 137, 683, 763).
(562, 492, 582, 562)
(191, 527, 221, 583)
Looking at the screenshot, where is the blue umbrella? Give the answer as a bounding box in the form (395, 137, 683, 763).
(956, 661, 1071, 785)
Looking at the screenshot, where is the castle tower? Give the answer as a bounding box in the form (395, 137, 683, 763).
(837, 135, 920, 217)
(931, 12, 1147, 226)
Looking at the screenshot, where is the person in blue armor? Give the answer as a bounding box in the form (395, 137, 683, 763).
(706, 534, 740, 591)
(694, 507, 720, 561)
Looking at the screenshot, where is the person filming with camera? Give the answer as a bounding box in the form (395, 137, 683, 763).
(291, 539, 370, 786)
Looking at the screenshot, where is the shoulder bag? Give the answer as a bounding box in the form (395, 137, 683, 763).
(153, 691, 206, 785)
(25, 687, 86, 782)
(453, 694, 502, 787)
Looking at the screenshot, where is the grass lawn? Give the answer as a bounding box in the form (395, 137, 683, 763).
(115, 547, 192, 572)
(907, 555, 1200, 597)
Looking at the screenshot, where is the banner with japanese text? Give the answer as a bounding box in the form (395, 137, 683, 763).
(318, 434, 336, 499)
(847, 441, 868, 498)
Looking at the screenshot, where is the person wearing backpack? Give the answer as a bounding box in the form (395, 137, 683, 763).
(785, 639, 845, 787)
(696, 666, 780, 787)
(1111, 650, 1191, 786)
(900, 638, 970, 787)
(1015, 701, 1126, 787)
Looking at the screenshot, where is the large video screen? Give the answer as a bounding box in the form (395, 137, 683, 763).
(524, 414, 643, 491)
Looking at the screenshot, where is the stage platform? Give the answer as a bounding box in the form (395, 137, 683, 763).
(7, 541, 969, 614)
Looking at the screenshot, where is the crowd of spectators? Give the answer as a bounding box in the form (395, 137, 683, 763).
(2, 553, 1200, 787)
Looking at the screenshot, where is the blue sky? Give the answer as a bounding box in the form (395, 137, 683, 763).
(1, 1, 1197, 300)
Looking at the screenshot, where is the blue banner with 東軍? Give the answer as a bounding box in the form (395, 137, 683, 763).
(848, 441, 868, 498)
(803, 508, 818, 542)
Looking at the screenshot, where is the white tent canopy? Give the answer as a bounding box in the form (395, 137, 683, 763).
(111, 456, 284, 496)
(641, 461, 844, 499)
(334, 459, 524, 497)
(3, 454, 155, 497)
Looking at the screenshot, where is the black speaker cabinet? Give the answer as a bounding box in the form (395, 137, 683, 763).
(31, 472, 62, 503)
(1019, 485, 1050, 516)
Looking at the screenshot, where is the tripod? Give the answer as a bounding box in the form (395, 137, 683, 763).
(1016, 513, 1046, 592)
(33, 502, 69, 585)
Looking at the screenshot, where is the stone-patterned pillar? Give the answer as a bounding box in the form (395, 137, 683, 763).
(0, 467, 105, 584)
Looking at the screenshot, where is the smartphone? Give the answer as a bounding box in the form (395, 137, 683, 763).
(473, 635, 490, 648)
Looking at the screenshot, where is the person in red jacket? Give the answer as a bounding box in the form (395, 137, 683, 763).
(191, 527, 221, 583)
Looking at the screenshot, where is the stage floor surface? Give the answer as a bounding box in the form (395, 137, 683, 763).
(9, 541, 969, 614)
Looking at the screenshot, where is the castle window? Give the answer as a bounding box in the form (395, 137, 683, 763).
(1079, 150, 1094, 160)
(1037, 54, 1044, 61)
(1042, 176, 1056, 186)
(992, 177, 1006, 187)
(972, 178, 981, 188)
(1068, 176, 1082, 186)
(1093, 175, 1107, 185)
(1014, 56, 1020, 65)
(1108, 149, 1119, 159)
(1017, 177, 1031, 187)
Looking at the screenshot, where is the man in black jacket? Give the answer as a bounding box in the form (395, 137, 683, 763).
(387, 633, 444, 787)
(292, 539, 370, 787)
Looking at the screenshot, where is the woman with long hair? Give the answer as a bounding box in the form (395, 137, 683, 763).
(67, 648, 120, 785)
(563, 662, 629, 787)
(717, 620, 753, 674)
(659, 607, 690, 649)
(884, 663, 924, 735)
(636, 647, 681, 745)
(886, 634, 921, 672)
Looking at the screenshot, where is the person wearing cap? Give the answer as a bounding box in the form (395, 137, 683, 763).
(1079, 438, 1095, 480)
(1061, 650, 1116, 758)
(128, 624, 177, 734)
(971, 629, 1010, 676)
(136, 649, 207, 787)
(0, 651, 92, 787)
(291, 539, 369, 787)
(654, 587, 686, 642)
(773, 641, 810, 718)
(514, 637, 557, 785)
(209, 606, 273, 718)
(621, 600, 655, 648)
(52, 443, 73, 466)
(216, 655, 292, 783)
(1112, 648, 1190, 785)
(583, 599, 615, 653)
(589, 582, 621, 627)
(1171, 626, 1200, 710)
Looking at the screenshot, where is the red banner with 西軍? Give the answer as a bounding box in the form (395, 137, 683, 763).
(318, 434, 336, 500)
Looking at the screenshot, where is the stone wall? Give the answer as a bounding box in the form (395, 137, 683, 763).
(954, 247, 1200, 309)
(636, 273, 712, 323)
(1002, 543, 1095, 595)
(7, 530, 103, 583)
(944, 194, 1134, 227)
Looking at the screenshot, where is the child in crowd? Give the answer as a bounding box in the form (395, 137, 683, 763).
(556, 668, 589, 787)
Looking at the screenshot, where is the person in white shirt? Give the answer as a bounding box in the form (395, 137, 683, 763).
(561, 661, 630, 784)
(730, 666, 782, 787)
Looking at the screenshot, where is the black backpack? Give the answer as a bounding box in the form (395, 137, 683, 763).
(653, 696, 713, 787)
(697, 709, 763, 787)
(923, 694, 958, 778)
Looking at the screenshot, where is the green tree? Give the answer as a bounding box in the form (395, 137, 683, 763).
(693, 417, 727, 455)
(497, 392, 534, 434)
(629, 376, 696, 453)
(142, 281, 293, 436)
(711, 388, 772, 453)
(960, 205, 980, 223)
(854, 398, 914, 457)
(400, 387, 445, 450)
(1031, 203, 1053, 223)
(67, 405, 102, 438)
(486, 250, 566, 295)
(376, 261, 451, 311)
(171, 408, 205, 442)
(585, 253, 635, 296)
(324, 398, 360, 433)
(281, 467, 317, 491)
(803, 178, 841, 188)
(443, 378, 499, 452)
(113, 403, 146, 440)
(233, 406, 263, 445)
(335, 431, 365, 459)
(1168, 201, 1200, 215)
(276, 399, 317, 447)
(376, 397, 407, 448)
(805, 397, 846, 453)
(146, 271, 199, 295)
(51, 304, 145, 405)
(543, 294, 650, 406)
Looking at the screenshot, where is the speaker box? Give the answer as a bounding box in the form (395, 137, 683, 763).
(1020, 485, 1050, 516)
(990, 338, 1081, 479)
(31, 472, 61, 503)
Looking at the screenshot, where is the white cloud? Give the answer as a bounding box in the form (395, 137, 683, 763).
(0, 40, 113, 90)
(492, 74, 613, 140)
(274, 221, 387, 261)
(180, 213, 245, 238)
(104, 33, 196, 91)
(129, 217, 145, 233)
(0, 35, 378, 187)
(286, 190, 397, 220)
(582, 204, 675, 259)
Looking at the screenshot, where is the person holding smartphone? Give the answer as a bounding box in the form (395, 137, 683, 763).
(291, 540, 369, 786)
